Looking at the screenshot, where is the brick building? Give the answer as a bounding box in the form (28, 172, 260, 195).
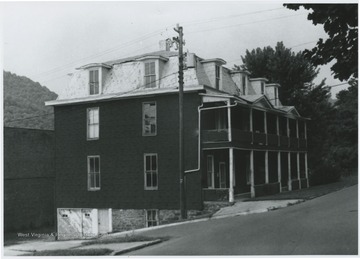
(46, 43, 308, 239)
(4, 127, 55, 231)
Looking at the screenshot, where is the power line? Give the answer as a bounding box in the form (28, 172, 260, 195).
(187, 13, 305, 34)
(27, 8, 300, 83)
(181, 7, 284, 27)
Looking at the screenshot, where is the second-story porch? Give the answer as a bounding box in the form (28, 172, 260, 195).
(201, 98, 308, 151)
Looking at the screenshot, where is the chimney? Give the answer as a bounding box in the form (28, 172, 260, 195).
(159, 40, 170, 51)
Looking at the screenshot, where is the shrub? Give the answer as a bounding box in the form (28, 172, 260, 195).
(309, 164, 341, 186)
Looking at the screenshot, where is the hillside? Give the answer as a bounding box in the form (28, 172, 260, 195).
(4, 71, 58, 130)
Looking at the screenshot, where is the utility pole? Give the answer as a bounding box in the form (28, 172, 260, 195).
(172, 24, 187, 219)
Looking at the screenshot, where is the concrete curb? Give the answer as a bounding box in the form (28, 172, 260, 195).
(111, 239, 162, 255)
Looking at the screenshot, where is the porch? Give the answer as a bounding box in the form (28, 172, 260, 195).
(202, 148, 309, 202)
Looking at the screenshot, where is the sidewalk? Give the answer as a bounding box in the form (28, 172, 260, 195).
(3, 198, 305, 256)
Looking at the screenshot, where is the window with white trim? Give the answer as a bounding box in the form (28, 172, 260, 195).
(261, 82, 265, 95)
(146, 209, 158, 227)
(89, 70, 100, 95)
(144, 154, 158, 190)
(144, 62, 156, 88)
(88, 156, 100, 190)
(143, 102, 157, 136)
(87, 107, 99, 140)
(215, 65, 220, 90)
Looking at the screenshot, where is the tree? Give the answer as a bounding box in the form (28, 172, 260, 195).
(326, 79, 358, 174)
(284, 4, 358, 81)
(236, 41, 319, 105)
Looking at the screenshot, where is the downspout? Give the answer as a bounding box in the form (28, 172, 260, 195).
(185, 101, 237, 174)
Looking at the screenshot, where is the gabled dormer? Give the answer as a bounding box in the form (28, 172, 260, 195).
(136, 55, 169, 89)
(230, 69, 251, 95)
(249, 78, 269, 95)
(200, 58, 226, 91)
(265, 83, 281, 106)
(77, 63, 112, 96)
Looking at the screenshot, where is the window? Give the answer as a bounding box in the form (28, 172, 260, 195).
(207, 155, 214, 188)
(87, 107, 99, 140)
(146, 210, 158, 227)
(144, 154, 158, 190)
(274, 87, 278, 106)
(143, 102, 157, 136)
(261, 82, 265, 95)
(89, 70, 100, 95)
(144, 62, 156, 88)
(88, 156, 100, 190)
(215, 65, 220, 90)
(242, 75, 246, 95)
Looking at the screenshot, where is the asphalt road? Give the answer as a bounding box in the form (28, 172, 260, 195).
(127, 185, 358, 255)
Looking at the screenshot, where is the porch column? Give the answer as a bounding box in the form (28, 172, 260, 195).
(229, 148, 234, 203)
(297, 152, 301, 189)
(278, 152, 282, 192)
(287, 118, 290, 148)
(264, 111, 267, 145)
(227, 100, 232, 142)
(276, 115, 280, 146)
(250, 150, 255, 198)
(304, 121, 308, 148)
(288, 152, 292, 191)
(305, 152, 309, 188)
(265, 151, 269, 184)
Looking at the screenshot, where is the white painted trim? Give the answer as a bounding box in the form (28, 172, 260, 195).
(108, 208, 113, 233)
(142, 101, 157, 136)
(46, 86, 205, 106)
(277, 152, 282, 192)
(227, 100, 232, 142)
(144, 153, 158, 190)
(87, 155, 101, 191)
(228, 148, 234, 202)
(87, 107, 100, 141)
(288, 152, 292, 191)
(250, 150, 255, 198)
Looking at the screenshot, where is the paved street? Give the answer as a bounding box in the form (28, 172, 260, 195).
(127, 185, 358, 255)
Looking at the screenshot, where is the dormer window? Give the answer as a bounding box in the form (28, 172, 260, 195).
(261, 82, 265, 95)
(274, 87, 278, 106)
(242, 75, 246, 95)
(144, 62, 156, 88)
(215, 65, 220, 90)
(89, 69, 100, 95)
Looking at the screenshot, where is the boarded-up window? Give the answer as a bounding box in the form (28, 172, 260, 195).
(144, 154, 158, 190)
(87, 107, 99, 140)
(143, 102, 156, 136)
(89, 70, 100, 95)
(88, 156, 100, 190)
(144, 62, 156, 88)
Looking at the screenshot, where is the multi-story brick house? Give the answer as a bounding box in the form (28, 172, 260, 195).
(46, 42, 308, 239)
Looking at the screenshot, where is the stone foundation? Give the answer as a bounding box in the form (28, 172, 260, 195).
(112, 209, 146, 232)
(112, 209, 203, 232)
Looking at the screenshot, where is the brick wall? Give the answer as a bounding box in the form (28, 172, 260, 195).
(55, 92, 203, 211)
(4, 127, 55, 231)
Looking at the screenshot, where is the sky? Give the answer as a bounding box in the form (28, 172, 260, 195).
(1, 1, 351, 98)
